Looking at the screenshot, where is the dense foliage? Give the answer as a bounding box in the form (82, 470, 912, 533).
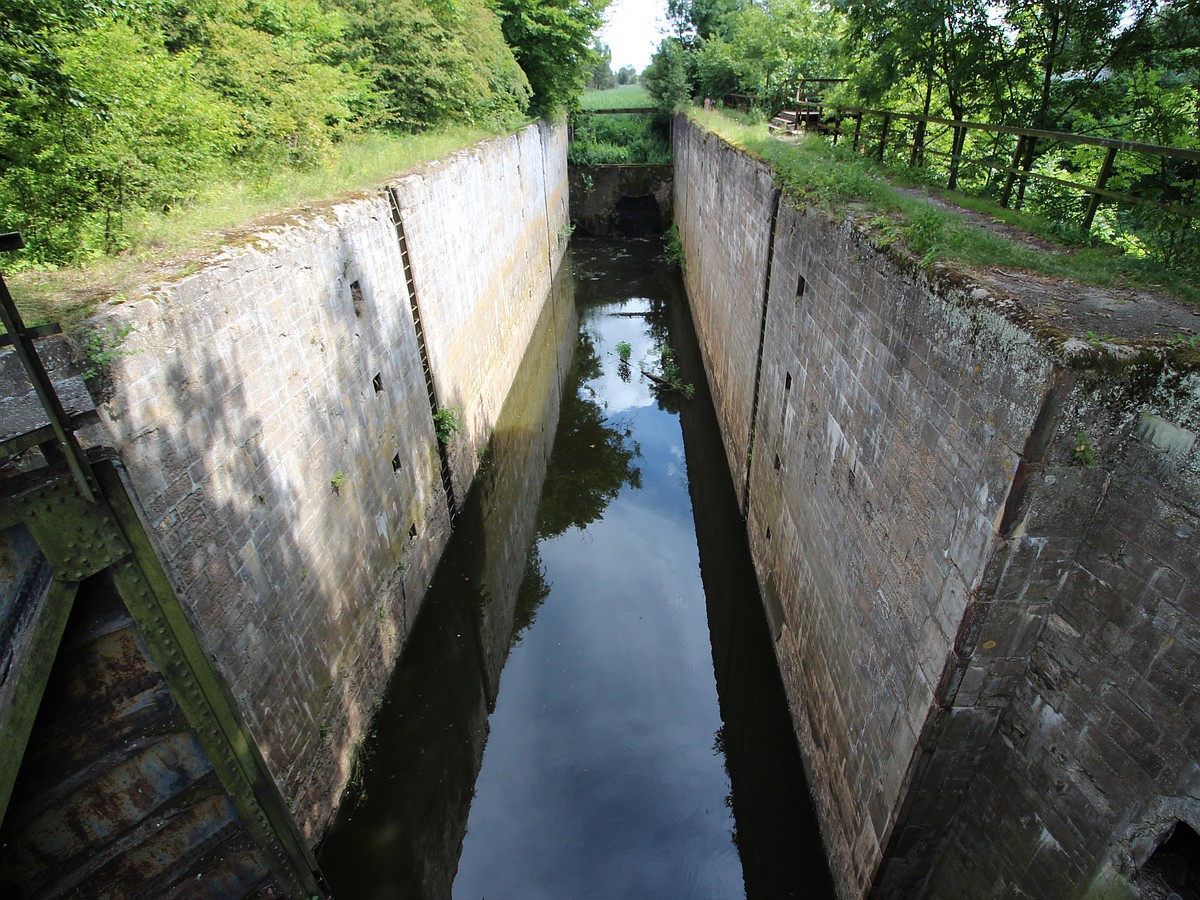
(652, 0, 1200, 270)
(568, 113, 671, 164)
(0, 0, 611, 267)
(497, 0, 611, 118)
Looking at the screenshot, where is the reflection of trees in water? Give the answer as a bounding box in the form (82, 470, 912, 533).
(642, 296, 689, 416)
(511, 544, 550, 646)
(537, 328, 643, 539)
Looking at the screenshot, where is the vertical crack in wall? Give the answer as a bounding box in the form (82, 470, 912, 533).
(998, 365, 1072, 539)
(741, 188, 784, 517)
(871, 366, 1075, 899)
(539, 125, 556, 272)
(388, 188, 457, 518)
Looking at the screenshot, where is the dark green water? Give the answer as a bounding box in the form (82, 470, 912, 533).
(318, 236, 833, 899)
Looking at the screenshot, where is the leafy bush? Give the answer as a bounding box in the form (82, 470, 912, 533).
(568, 113, 671, 165)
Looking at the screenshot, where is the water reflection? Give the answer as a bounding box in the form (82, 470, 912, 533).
(452, 253, 741, 898)
(319, 236, 833, 899)
(536, 327, 642, 540)
(317, 263, 577, 899)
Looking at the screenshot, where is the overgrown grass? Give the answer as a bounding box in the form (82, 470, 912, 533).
(581, 85, 653, 109)
(572, 86, 665, 166)
(690, 109, 1200, 306)
(568, 112, 671, 165)
(4, 125, 516, 329)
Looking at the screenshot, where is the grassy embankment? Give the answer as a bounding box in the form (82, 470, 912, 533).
(690, 108, 1200, 307)
(4, 126, 518, 330)
(580, 85, 653, 109)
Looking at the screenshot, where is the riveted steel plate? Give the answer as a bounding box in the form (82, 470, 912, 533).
(17, 477, 128, 581)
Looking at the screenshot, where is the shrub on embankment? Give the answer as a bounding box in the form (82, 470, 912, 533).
(0, 0, 609, 276)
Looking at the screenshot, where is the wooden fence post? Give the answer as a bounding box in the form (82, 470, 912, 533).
(878, 114, 891, 161)
(1001, 135, 1027, 207)
(852, 113, 863, 152)
(1082, 146, 1118, 231)
(947, 125, 966, 190)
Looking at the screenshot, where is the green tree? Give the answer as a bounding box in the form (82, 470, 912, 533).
(994, 0, 1156, 131)
(842, 0, 999, 124)
(666, 0, 743, 45)
(192, 2, 371, 171)
(0, 0, 374, 264)
(0, 9, 241, 261)
(331, 0, 530, 130)
(588, 39, 616, 89)
(497, 0, 613, 117)
(644, 37, 693, 114)
(695, 0, 844, 111)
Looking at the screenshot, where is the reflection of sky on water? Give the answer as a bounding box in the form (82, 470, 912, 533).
(586, 303, 656, 415)
(453, 297, 741, 899)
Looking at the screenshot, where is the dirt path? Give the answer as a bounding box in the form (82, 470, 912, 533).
(892, 185, 1200, 342)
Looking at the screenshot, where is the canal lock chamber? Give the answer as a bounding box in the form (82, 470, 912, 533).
(317, 231, 836, 898)
(4, 119, 1196, 900)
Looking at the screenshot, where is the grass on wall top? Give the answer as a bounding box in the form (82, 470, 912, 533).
(4, 125, 518, 331)
(688, 108, 1200, 308)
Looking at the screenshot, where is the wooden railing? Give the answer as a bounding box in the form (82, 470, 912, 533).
(790, 100, 1200, 232)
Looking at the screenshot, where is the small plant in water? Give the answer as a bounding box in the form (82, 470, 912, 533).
(616, 341, 632, 361)
(433, 406, 463, 444)
(1073, 432, 1097, 466)
(643, 341, 694, 398)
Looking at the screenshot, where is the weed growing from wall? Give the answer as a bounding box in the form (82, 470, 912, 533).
(79, 323, 136, 380)
(433, 407, 464, 444)
(665, 224, 686, 273)
(1074, 432, 1097, 466)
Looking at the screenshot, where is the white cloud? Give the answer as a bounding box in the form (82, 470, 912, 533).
(599, 0, 669, 73)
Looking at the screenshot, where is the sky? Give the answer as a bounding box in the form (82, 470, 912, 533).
(599, 0, 670, 73)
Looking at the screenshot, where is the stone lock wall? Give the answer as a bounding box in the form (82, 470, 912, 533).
(396, 124, 569, 500)
(84, 122, 568, 842)
(894, 364, 1200, 899)
(670, 128, 777, 502)
(674, 116, 1199, 898)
